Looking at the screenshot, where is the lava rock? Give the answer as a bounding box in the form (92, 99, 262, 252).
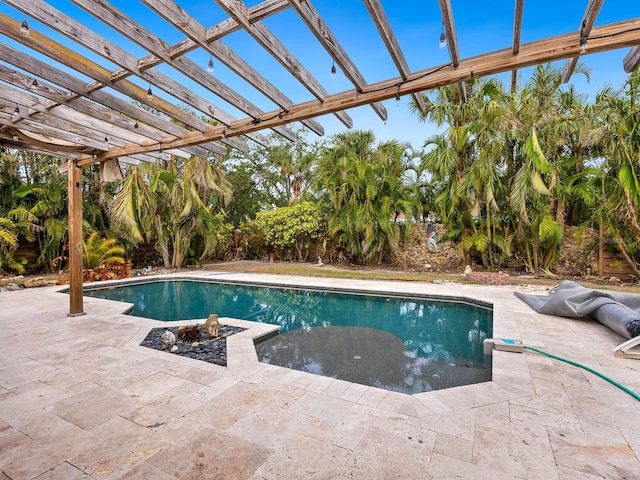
(140, 324, 244, 367)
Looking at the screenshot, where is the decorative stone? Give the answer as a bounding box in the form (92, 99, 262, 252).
(0, 283, 21, 292)
(204, 313, 221, 337)
(24, 277, 50, 288)
(170, 345, 178, 352)
(161, 329, 176, 349)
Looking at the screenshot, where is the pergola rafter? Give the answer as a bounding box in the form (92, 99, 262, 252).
(362, 0, 426, 113)
(510, 0, 525, 93)
(437, 0, 466, 101)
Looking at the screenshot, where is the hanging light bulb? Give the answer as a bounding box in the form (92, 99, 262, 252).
(580, 36, 588, 54)
(439, 23, 447, 49)
(12, 134, 18, 141)
(92, 149, 97, 159)
(331, 61, 337, 80)
(30, 79, 38, 90)
(14, 105, 20, 114)
(20, 17, 30, 37)
(396, 92, 401, 104)
(134, 121, 139, 129)
(579, 21, 588, 54)
(146, 85, 153, 100)
(207, 55, 214, 75)
(104, 135, 109, 143)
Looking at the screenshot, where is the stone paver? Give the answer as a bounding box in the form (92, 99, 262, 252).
(1, 271, 639, 479)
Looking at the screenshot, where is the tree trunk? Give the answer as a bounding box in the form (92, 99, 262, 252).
(153, 216, 171, 267)
(598, 223, 604, 276)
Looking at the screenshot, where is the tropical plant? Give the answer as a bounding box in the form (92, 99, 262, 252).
(589, 70, 640, 278)
(82, 231, 125, 269)
(252, 201, 326, 261)
(314, 130, 417, 265)
(111, 155, 232, 268)
(12, 178, 68, 272)
(415, 77, 510, 268)
(229, 128, 322, 209)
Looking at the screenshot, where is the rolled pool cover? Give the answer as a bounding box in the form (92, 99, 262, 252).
(515, 280, 640, 340)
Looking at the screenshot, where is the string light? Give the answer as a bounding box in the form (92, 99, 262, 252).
(331, 60, 337, 80)
(12, 134, 18, 141)
(30, 79, 38, 90)
(104, 135, 109, 143)
(134, 121, 139, 129)
(92, 149, 97, 159)
(439, 23, 447, 49)
(146, 85, 153, 100)
(207, 55, 214, 75)
(579, 20, 588, 54)
(19, 17, 29, 37)
(14, 105, 20, 114)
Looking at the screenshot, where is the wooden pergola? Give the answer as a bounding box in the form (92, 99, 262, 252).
(1, 0, 639, 315)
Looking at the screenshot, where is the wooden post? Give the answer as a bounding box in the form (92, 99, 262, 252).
(67, 159, 85, 316)
(598, 222, 604, 277)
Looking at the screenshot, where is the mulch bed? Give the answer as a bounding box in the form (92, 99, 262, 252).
(140, 324, 245, 367)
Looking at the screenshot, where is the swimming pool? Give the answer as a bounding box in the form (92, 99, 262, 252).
(84, 279, 493, 394)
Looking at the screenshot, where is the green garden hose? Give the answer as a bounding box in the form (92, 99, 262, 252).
(524, 345, 640, 402)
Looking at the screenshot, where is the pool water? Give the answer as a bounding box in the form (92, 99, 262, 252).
(84, 279, 492, 394)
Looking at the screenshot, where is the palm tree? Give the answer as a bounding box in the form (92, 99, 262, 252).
(506, 64, 593, 273)
(314, 130, 416, 265)
(111, 155, 232, 268)
(591, 71, 640, 278)
(414, 77, 509, 267)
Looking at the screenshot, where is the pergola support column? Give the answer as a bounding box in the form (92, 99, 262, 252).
(67, 159, 85, 317)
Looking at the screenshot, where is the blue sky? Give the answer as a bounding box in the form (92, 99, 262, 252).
(1, 0, 639, 152)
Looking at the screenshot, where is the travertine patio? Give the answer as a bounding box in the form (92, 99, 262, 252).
(1, 272, 639, 479)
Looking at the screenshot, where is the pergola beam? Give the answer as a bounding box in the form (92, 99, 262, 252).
(88, 18, 640, 164)
(67, 0, 282, 146)
(562, 0, 604, 83)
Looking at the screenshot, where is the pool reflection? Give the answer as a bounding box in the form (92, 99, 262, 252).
(255, 326, 491, 394)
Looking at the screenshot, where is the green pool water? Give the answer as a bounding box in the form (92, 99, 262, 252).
(84, 279, 492, 393)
